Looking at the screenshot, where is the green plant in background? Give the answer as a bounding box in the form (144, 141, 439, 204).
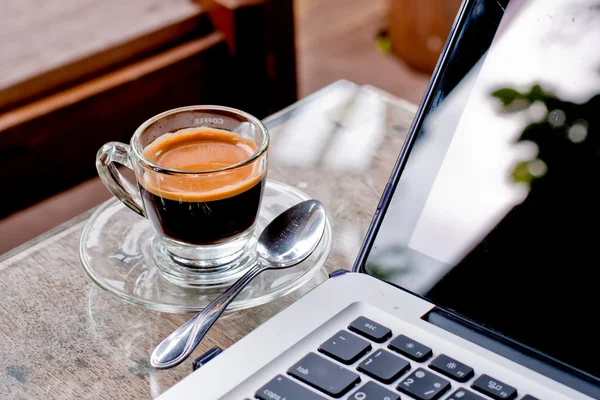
(491, 84, 599, 187)
(375, 29, 392, 54)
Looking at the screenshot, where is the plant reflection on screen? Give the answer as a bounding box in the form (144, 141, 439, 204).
(491, 83, 600, 187)
(365, 245, 414, 281)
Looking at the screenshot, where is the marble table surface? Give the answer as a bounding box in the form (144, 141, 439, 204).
(0, 80, 417, 399)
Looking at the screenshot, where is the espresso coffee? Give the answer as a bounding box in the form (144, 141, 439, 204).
(139, 127, 265, 245)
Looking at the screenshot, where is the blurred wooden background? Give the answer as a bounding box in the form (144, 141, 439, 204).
(0, 0, 432, 254)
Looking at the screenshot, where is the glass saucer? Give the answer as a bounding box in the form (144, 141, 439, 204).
(78, 179, 332, 313)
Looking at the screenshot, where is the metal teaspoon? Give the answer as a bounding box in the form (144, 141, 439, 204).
(150, 199, 327, 369)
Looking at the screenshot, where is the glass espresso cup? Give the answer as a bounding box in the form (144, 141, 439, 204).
(96, 106, 269, 274)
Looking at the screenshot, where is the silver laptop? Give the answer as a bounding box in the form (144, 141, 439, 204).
(158, 0, 600, 398)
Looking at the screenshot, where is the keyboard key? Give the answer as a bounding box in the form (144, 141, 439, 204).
(318, 330, 371, 364)
(348, 381, 400, 400)
(349, 316, 392, 343)
(255, 375, 326, 400)
(357, 349, 410, 383)
(471, 374, 517, 400)
(397, 368, 450, 400)
(447, 388, 486, 400)
(287, 352, 360, 397)
(429, 354, 474, 382)
(389, 335, 432, 362)
(521, 396, 540, 400)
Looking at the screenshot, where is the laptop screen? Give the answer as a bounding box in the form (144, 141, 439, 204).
(363, 0, 600, 381)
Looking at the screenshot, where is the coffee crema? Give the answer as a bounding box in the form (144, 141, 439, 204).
(138, 127, 266, 245)
(141, 127, 263, 202)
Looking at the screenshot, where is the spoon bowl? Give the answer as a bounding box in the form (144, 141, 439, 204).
(256, 199, 326, 267)
(150, 199, 326, 369)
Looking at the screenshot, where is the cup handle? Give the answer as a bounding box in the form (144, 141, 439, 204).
(96, 142, 146, 217)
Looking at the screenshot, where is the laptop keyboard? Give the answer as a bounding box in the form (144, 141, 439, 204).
(253, 316, 538, 400)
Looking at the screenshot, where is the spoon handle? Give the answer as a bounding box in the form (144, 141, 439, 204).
(150, 262, 266, 369)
